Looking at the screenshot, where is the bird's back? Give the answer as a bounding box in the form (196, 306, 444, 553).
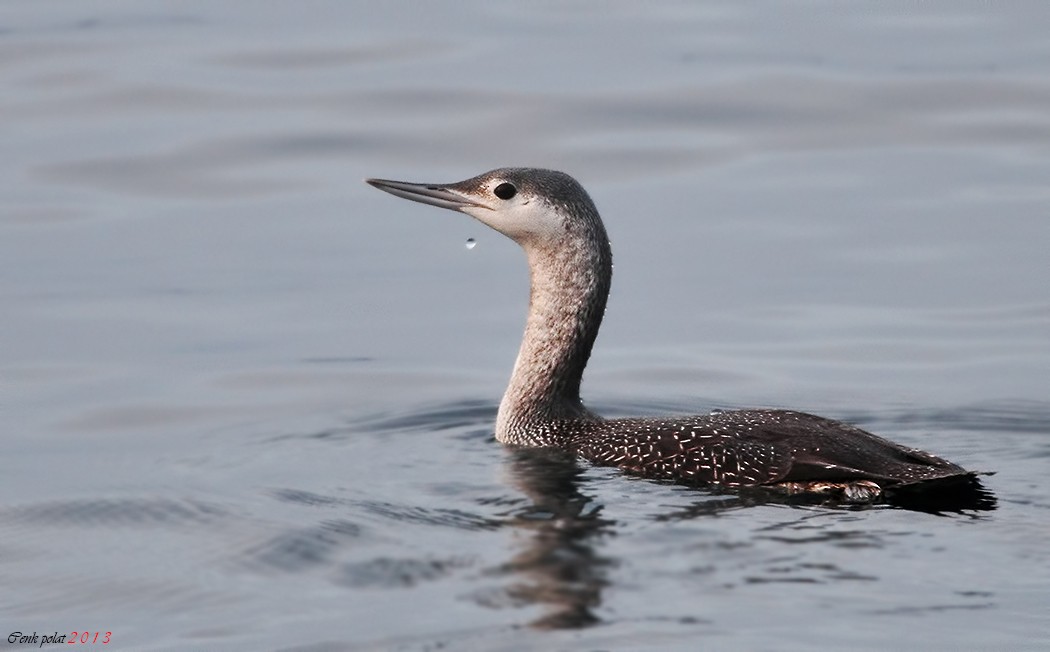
(568, 409, 969, 492)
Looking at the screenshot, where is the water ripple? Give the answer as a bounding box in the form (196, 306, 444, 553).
(246, 519, 365, 572)
(354, 500, 503, 532)
(336, 556, 473, 589)
(349, 399, 497, 435)
(2, 497, 227, 528)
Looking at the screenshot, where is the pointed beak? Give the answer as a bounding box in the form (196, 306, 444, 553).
(366, 178, 490, 213)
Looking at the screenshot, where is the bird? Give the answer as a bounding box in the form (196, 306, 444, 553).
(366, 167, 987, 506)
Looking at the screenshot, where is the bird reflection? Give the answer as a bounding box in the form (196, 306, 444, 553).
(497, 447, 613, 629)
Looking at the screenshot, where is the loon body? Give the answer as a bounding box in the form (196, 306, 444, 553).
(366, 168, 981, 504)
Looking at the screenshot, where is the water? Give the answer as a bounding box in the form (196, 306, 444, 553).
(3, 1, 1049, 650)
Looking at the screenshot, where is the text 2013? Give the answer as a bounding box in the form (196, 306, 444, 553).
(67, 632, 111, 645)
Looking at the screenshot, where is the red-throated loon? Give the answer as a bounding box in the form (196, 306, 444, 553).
(366, 168, 983, 505)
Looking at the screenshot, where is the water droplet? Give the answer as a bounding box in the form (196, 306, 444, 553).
(465, 238, 477, 250)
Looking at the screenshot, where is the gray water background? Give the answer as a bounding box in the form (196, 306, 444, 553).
(2, 2, 1049, 650)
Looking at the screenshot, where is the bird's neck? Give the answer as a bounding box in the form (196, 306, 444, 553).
(495, 234, 612, 444)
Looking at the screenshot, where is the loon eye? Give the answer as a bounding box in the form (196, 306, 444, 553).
(493, 182, 517, 200)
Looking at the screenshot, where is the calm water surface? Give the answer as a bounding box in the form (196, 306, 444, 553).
(2, 2, 1049, 650)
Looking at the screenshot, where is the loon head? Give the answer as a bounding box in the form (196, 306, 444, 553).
(366, 167, 602, 248)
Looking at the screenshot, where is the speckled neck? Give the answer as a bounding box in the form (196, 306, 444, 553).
(495, 218, 612, 445)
